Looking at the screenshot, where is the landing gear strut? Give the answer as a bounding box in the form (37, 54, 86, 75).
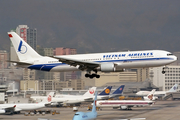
(85, 71, 100, 79)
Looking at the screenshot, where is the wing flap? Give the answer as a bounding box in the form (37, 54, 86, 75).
(51, 56, 100, 70)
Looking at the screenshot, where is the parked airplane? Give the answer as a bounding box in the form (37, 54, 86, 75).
(0, 92, 54, 114)
(143, 89, 158, 101)
(31, 87, 96, 106)
(136, 84, 178, 96)
(55, 86, 112, 100)
(8, 32, 177, 79)
(95, 99, 154, 110)
(72, 92, 98, 120)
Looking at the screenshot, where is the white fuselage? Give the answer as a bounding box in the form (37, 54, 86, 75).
(96, 100, 154, 107)
(0, 103, 45, 112)
(25, 50, 177, 72)
(136, 91, 168, 96)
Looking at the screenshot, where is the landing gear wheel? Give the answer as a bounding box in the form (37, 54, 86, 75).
(162, 67, 166, 74)
(162, 71, 166, 74)
(96, 75, 100, 78)
(85, 74, 90, 78)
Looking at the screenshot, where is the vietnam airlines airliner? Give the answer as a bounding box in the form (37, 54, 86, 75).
(8, 32, 177, 79)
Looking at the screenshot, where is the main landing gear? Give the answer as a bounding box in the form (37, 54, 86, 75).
(85, 71, 100, 79)
(162, 66, 168, 74)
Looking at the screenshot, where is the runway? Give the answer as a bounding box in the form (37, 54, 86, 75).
(0, 100, 180, 120)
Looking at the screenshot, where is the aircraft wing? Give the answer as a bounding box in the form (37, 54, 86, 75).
(0, 105, 16, 112)
(51, 56, 100, 70)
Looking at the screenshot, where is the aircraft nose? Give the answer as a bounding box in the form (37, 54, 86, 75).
(172, 55, 178, 62)
(174, 56, 178, 61)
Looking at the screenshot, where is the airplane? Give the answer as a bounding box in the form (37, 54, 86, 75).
(31, 87, 96, 102)
(0, 92, 54, 114)
(95, 99, 154, 110)
(72, 92, 98, 120)
(55, 86, 112, 101)
(143, 89, 158, 101)
(31, 87, 96, 106)
(8, 32, 177, 79)
(136, 84, 178, 96)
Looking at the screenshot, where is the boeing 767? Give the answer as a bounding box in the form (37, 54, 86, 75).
(8, 32, 177, 79)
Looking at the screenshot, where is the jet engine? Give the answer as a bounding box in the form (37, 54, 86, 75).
(120, 106, 127, 110)
(0, 110, 5, 113)
(100, 63, 124, 72)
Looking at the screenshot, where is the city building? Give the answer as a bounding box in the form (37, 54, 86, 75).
(54, 47, 77, 55)
(137, 68, 149, 82)
(0, 50, 8, 69)
(39, 79, 84, 91)
(20, 80, 39, 91)
(83, 70, 138, 87)
(150, 65, 180, 91)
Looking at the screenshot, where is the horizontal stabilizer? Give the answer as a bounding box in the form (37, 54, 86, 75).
(6, 60, 33, 65)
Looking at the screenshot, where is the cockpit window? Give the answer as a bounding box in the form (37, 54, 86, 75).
(75, 114, 79, 115)
(167, 53, 173, 56)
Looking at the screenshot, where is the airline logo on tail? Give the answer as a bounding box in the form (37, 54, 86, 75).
(89, 89, 95, 94)
(105, 89, 110, 94)
(173, 86, 177, 90)
(47, 95, 52, 102)
(148, 94, 153, 100)
(18, 40, 27, 54)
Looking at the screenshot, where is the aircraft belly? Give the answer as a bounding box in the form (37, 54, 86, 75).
(51, 65, 79, 72)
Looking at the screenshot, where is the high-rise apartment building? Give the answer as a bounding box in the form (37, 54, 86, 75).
(150, 65, 180, 91)
(0, 50, 8, 69)
(27, 28, 37, 50)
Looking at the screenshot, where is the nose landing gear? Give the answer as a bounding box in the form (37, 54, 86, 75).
(162, 66, 168, 74)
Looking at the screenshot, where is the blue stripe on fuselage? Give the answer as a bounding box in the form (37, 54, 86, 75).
(28, 63, 66, 71)
(28, 57, 173, 71)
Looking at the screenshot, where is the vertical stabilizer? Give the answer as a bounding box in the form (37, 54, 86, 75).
(98, 86, 112, 95)
(92, 91, 98, 113)
(83, 87, 96, 97)
(146, 89, 156, 100)
(168, 84, 178, 92)
(41, 92, 54, 103)
(8, 32, 42, 61)
(112, 85, 125, 94)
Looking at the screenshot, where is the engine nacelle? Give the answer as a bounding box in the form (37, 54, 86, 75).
(100, 63, 125, 72)
(0, 109, 5, 113)
(120, 106, 127, 110)
(100, 63, 115, 72)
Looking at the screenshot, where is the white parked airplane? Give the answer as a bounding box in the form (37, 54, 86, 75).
(8, 32, 177, 79)
(95, 90, 155, 110)
(0, 92, 54, 114)
(96, 100, 154, 110)
(52, 87, 96, 106)
(136, 84, 178, 96)
(31, 87, 96, 106)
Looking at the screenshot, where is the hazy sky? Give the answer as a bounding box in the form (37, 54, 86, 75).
(0, 0, 180, 53)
